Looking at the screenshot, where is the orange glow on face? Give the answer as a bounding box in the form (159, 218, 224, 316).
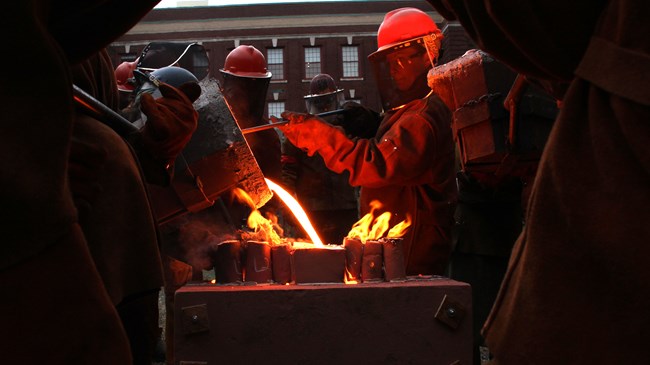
(265, 178, 324, 246)
(387, 215, 412, 238)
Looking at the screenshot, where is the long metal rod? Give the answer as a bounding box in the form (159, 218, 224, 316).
(72, 84, 139, 136)
(241, 108, 345, 135)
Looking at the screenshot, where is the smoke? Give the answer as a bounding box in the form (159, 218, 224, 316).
(175, 211, 237, 270)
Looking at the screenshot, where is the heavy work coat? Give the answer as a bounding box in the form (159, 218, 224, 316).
(314, 93, 457, 275)
(425, 0, 650, 363)
(1, 1, 160, 363)
(72, 49, 164, 309)
(71, 51, 165, 364)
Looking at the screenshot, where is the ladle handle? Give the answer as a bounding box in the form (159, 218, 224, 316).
(241, 108, 345, 135)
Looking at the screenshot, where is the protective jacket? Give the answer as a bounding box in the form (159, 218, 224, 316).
(426, 0, 650, 364)
(281, 107, 372, 213)
(289, 93, 457, 275)
(71, 50, 164, 307)
(0, 1, 160, 363)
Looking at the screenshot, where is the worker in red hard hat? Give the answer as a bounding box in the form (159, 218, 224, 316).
(425, 0, 650, 364)
(279, 7, 457, 275)
(114, 58, 139, 109)
(220, 45, 281, 181)
(281, 73, 380, 245)
(115, 58, 139, 92)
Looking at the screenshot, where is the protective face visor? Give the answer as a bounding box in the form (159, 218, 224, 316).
(137, 42, 210, 81)
(304, 89, 346, 114)
(132, 69, 162, 105)
(219, 72, 271, 129)
(368, 34, 440, 112)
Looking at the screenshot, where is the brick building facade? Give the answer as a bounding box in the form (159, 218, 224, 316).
(108, 0, 474, 116)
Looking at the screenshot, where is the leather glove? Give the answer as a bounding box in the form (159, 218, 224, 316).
(140, 82, 199, 165)
(68, 135, 107, 221)
(337, 101, 381, 139)
(278, 111, 345, 156)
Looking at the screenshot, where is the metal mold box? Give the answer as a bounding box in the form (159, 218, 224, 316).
(174, 278, 472, 365)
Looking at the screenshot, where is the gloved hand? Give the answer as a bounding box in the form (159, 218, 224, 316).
(278, 111, 344, 156)
(140, 82, 199, 165)
(68, 136, 107, 221)
(338, 101, 381, 138)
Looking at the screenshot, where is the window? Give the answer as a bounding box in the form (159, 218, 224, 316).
(268, 101, 285, 118)
(267, 48, 284, 80)
(342, 46, 359, 78)
(304, 47, 321, 79)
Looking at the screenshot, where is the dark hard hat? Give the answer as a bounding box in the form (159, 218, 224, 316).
(150, 66, 199, 88)
(309, 74, 338, 95)
(133, 66, 201, 102)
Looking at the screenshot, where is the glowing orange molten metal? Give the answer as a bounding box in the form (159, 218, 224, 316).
(265, 178, 324, 247)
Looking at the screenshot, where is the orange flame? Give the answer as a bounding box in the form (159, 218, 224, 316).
(232, 188, 282, 245)
(347, 200, 382, 242)
(347, 201, 412, 242)
(347, 212, 373, 242)
(247, 209, 282, 245)
(265, 178, 324, 246)
(368, 211, 392, 240)
(232, 187, 256, 209)
(387, 215, 412, 238)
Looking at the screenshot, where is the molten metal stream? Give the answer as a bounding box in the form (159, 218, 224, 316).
(265, 178, 324, 246)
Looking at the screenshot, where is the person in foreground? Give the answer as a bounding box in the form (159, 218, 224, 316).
(424, 0, 650, 363)
(279, 7, 458, 275)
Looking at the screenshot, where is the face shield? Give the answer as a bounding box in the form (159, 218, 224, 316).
(368, 34, 440, 112)
(137, 42, 210, 81)
(132, 69, 162, 107)
(304, 89, 346, 115)
(219, 72, 271, 129)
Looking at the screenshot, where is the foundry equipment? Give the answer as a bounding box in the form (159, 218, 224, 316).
(74, 77, 272, 225)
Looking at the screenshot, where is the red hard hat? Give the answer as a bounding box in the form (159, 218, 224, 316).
(220, 45, 271, 78)
(375, 8, 441, 52)
(115, 58, 139, 92)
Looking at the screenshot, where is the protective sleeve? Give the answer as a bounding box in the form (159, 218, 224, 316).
(1, 1, 78, 268)
(317, 110, 439, 189)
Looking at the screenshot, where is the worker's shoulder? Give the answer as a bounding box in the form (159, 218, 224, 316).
(401, 93, 451, 126)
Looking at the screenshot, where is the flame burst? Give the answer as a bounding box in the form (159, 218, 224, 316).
(232, 188, 282, 245)
(347, 200, 382, 242)
(347, 200, 412, 242)
(387, 215, 412, 238)
(368, 211, 392, 240)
